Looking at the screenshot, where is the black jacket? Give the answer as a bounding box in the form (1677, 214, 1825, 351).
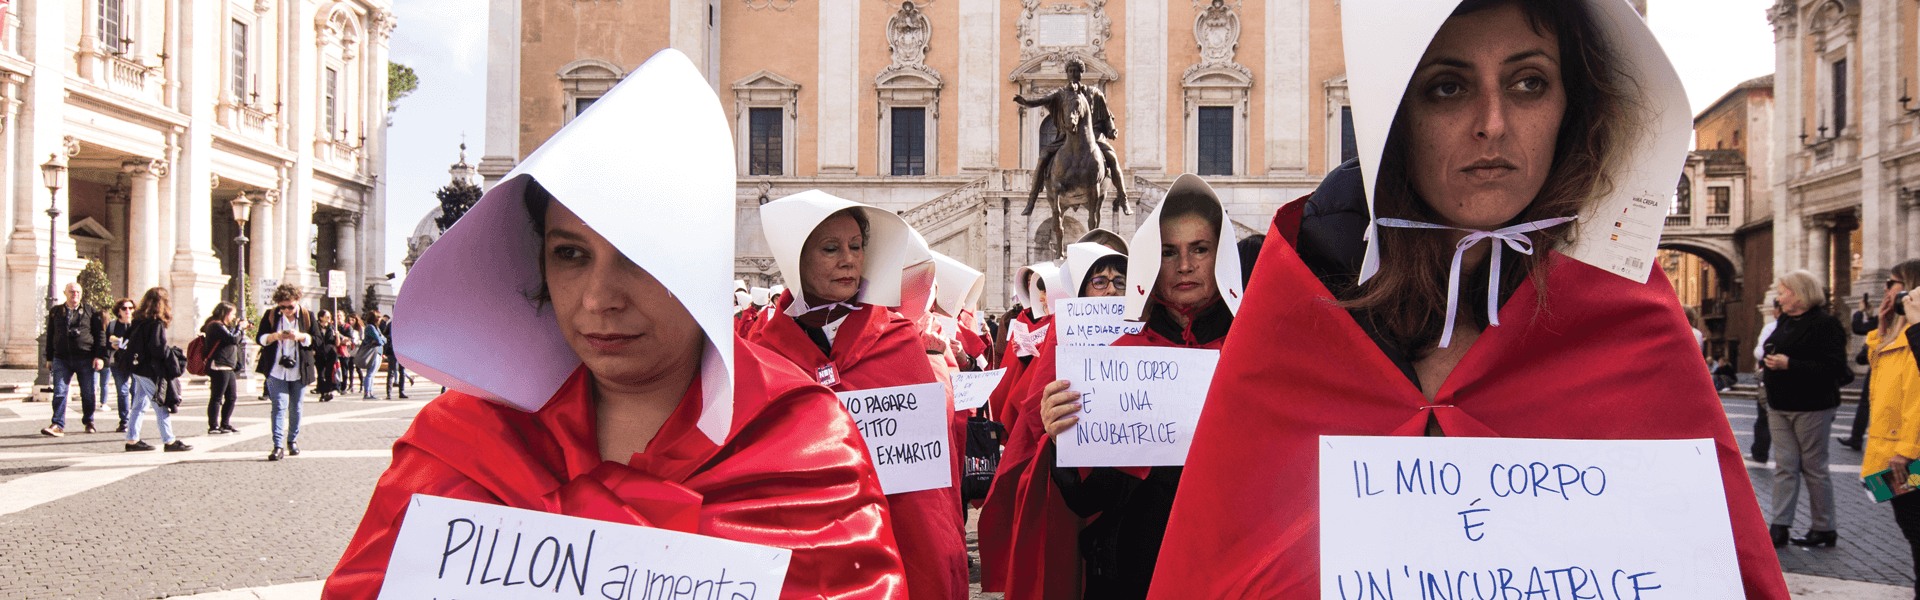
(201, 322, 244, 370)
(106, 319, 136, 371)
(126, 317, 170, 380)
(1762, 306, 1849, 411)
(44, 303, 107, 362)
(1050, 298, 1232, 597)
(254, 309, 318, 384)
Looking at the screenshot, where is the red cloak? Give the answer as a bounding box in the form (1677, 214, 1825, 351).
(323, 338, 906, 600)
(1144, 201, 1790, 598)
(747, 294, 969, 600)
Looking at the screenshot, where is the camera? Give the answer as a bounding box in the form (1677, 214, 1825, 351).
(1898, 291, 1911, 317)
(278, 355, 297, 369)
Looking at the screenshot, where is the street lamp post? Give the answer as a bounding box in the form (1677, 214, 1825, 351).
(35, 154, 67, 399)
(231, 194, 253, 383)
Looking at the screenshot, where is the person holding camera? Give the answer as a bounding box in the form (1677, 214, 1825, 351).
(1761, 269, 1851, 549)
(1864, 260, 1920, 594)
(256, 284, 316, 461)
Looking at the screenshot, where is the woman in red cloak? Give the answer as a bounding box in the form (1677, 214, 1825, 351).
(323, 51, 904, 600)
(1145, 1, 1790, 597)
(745, 191, 969, 600)
(1015, 176, 1244, 600)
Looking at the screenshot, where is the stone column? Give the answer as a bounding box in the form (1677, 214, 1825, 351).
(1264, 0, 1308, 174)
(956, 0, 999, 173)
(815, 0, 858, 175)
(1127, 0, 1167, 174)
(104, 182, 129, 297)
(1806, 215, 1834, 287)
(335, 212, 360, 300)
(479, 0, 521, 188)
(1905, 194, 1920, 261)
(250, 190, 277, 300)
(123, 158, 165, 297)
(1768, 3, 1800, 285)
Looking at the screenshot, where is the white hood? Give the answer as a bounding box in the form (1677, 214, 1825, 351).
(392, 50, 738, 443)
(1123, 174, 1245, 321)
(1064, 242, 1125, 298)
(750, 286, 771, 307)
(897, 227, 938, 321)
(1014, 261, 1065, 318)
(1343, 0, 1690, 284)
(931, 251, 985, 317)
(760, 191, 915, 311)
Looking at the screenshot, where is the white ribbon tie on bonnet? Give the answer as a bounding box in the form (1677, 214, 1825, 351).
(1373, 216, 1576, 348)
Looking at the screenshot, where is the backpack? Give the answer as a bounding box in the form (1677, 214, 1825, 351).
(185, 335, 211, 376)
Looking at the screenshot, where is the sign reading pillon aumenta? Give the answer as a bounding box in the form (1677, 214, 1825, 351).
(1052, 297, 1142, 347)
(836, 382, 953, 494)
(376, 494, 790, 600)
(1318, 436, 1742, 600)
(1055, 345, 1219, 468)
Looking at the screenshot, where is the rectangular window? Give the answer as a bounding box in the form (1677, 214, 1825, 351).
(1339, 106, 1358, 165)
(1197, 106, 1233, 176)
(574, 97, 598, 117)
(324, 68, 339, 138)
(230, 20, 249, 101)
(749, 107, 783, 176)
(1832, 59, 1848, 135)
(99, 0, 125, 51)
(891, 107, 926, 176)
(1708, 187, 1731, 215)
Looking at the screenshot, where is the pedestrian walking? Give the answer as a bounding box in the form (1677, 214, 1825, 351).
(313, 310, 340, 401)
(354, 310, 386, 400)
(123, 287, 189, 452)
(40, 282, 107, 436)
(379, 314, 407, 398)
(326, 50, 904, 599)
(1755, 308, 1780, 462)
(201, 303, 248, 434)
(256, 284, 316, 461)
(1762, 269, 1850, 548)
(104, 297, 136, 432)
(1842, 292, 1879, 451)
(1863, 260, 1920, 597)
(336, 314, 359, 393)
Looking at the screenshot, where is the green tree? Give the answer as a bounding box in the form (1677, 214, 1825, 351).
(434, 178, 484, 233)
(78, 259, 113, 312)
(363, 284, 382, 317)
(388, 62, 419, 122)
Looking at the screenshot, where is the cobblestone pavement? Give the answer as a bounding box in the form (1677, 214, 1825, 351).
(0, 374, 1906, 598)
(1724, 394, 1918, 591)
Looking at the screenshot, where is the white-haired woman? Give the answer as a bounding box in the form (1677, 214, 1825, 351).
(1761, 269, 1850, 548)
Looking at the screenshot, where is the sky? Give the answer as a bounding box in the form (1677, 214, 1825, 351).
(378, 0, 1784, 283)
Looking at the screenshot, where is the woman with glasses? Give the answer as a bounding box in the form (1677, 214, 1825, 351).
(105, 298, 137, 432)
(201, 302, 249, 434)
(255, 284, 316, 461)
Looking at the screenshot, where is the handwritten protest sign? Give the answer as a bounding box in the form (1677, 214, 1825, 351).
(1054, 345, 1219, 468)
(1318, 436, 1741, 600)
(837, 382, 953, 494)
(377, 494, 790, 600)
(1052, 297, 1143, 347)
(951, 369, 1006, 411)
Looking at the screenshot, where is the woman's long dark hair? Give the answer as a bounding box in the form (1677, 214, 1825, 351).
(1340, 0, 1631, 354)
(133, 287, 170, 324)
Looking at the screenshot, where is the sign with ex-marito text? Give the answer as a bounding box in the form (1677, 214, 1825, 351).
(377, 494, 790, 600)
(951, 369, 1006, 411)
(1054, 345, 1219, 468)
(1319, 436, 1741, 599)
(836, 382, 953, 494)
(1052, 297, 1142, 347)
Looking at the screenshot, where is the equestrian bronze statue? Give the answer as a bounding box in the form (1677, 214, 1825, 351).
(1014, 59, 1131, 249)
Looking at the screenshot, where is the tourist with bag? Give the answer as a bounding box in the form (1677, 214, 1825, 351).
(201, 303, 248, 434)
(312, 310, 340, 401)
(105, 297, 136, 432)
(355, 310, 387, 400)
(124, 287, 190, 452)
(256, 284, 317, 461)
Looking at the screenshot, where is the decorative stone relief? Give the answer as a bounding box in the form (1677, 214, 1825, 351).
(885, 2, 932, 74)
(370, 9, 398, 41)
(260, 188, 281, 205)
(62, 135, 81, 157)
(1016, 0, 1112, 61)
(210, 174, 223, 189)
(742, 0, 798, 10)
(1185, 0, 1249, 81)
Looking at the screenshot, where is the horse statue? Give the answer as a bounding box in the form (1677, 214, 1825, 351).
(1014, 59, 1130, 257)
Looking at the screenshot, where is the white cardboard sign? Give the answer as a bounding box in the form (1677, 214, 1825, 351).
(377, 494, 790, 600)
(1052, 297, 1143, 347)
(836, 382, 953, 495)
(951, 369, 1007, 411)
(1319, 436, 1742, 600)
(1054, 345, 1219, 468)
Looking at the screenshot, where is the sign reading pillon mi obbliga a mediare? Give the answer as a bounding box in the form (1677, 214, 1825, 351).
(1054, 345, 1220, 468)
(1318, 436, 1743, 599)
(836, 382, 953, 495)
(1052, 297, 1143, 347)
(376, 494, 790, 600)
